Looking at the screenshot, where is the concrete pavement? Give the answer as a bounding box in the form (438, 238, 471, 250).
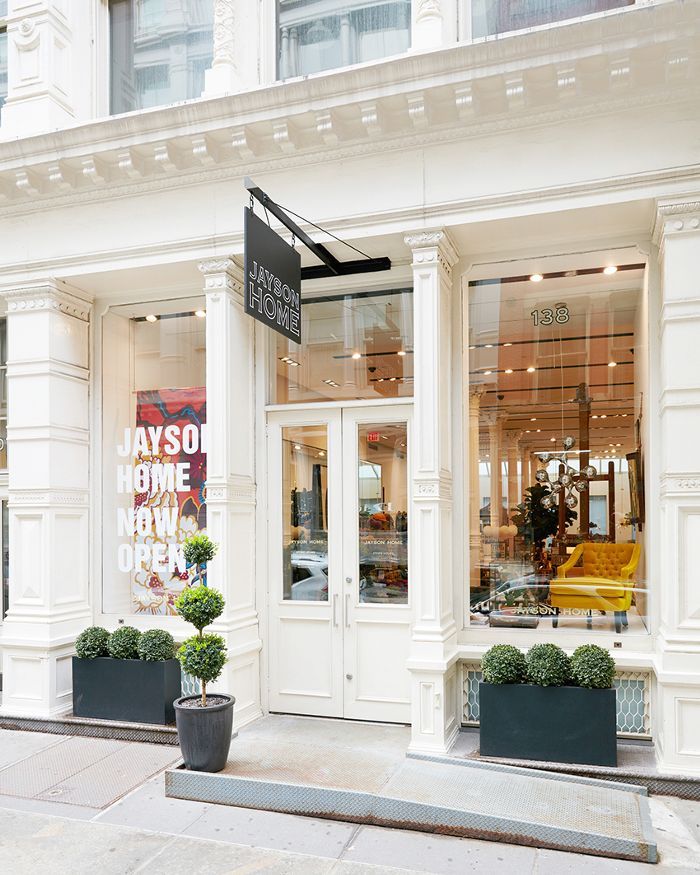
(0, 728, 699, 873)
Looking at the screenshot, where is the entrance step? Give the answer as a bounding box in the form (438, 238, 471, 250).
(164, 716, 657, 864)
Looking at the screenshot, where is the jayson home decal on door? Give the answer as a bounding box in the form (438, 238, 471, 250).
(244, 207, 302, 343)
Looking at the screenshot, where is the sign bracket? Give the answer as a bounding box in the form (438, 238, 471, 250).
(244, 177, 391, 281)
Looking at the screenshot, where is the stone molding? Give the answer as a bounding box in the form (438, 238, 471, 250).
(653, 198, 700, 247)
(212, 0, 236, 67)
(413, 476, 453, 501)
(660, 474, 700, 496)
(199, 258, 243, 298)
(1, 285, 92, 322)
(9, 489, 89, 507)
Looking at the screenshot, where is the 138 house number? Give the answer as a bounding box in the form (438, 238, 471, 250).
(530, 304, 570, 326)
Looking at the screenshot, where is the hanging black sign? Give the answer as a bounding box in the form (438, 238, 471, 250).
(244, 207, 301, 343)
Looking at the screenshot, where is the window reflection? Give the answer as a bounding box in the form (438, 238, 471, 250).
(358, 424, 408, 604)
(283, 426, 329, 601)
(0, 28, 7, 121)
(471, 0, 633, 38)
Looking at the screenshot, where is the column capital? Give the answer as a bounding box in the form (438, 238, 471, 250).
(198, 258, 243, 297)
(653, 195, 700, 248)
(404, 228, 459, 269)
(1, 281, 93, 322)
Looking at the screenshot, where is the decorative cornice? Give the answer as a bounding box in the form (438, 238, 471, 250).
(404, 229, 459, 272)
(653, 197, 700, 246)
(9, 489, 89, 507)
(413, 476, 453, 501)
(198, 258, 243, 297)
(660, 474, 700, 497)
(1, 285, 92, 321)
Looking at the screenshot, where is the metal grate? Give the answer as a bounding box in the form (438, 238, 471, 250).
(461, 663, 651, 738)
(181, 670, 201, 696)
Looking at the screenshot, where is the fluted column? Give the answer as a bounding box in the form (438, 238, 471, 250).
(504, 429, 522, 520)
(404, 229, 459, 754)
(652, 196, 700, 776)
(487, 417, 502, 527)
(198, 259, 262, 728)
(0, 281, 92, 716)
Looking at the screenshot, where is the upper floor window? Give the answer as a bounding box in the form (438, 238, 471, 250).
(278, 0, 411, 80)
(471, 0, 633, 39)
(0, 3, 7, 123)
(109, 0, 213, 114)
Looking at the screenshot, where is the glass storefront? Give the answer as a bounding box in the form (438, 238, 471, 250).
(109, 0, 213, 113)
(102, 302, 206, 616)
(272, 288, 413, 404)
(466, 260, 648, 633)
(278, 0, 411, 80)
(470, 0, 633, 39)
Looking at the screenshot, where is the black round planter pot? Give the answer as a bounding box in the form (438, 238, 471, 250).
(174, 694, 235, 772)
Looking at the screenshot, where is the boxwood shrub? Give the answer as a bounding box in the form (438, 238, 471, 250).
(108, 626, 142, 660)
(75, 626, 109, 659)
(482, 644, 526, 685)
(138, 629, 175, 662)
(526, 643, 571, 687)
(570, 644, 616, 689)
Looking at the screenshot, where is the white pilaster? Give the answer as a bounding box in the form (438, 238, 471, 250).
(653, 196, 700, 776)
(411, 0, 457, 53)
(405, 229, 460, 754)
(0, 281, 92, 717)
(1, 0, 91, 137)
(199, 259, 262, 728)
(203, 0, 259, 97)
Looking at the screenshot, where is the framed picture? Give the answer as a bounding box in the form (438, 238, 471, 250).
(626, 450, 645, 530)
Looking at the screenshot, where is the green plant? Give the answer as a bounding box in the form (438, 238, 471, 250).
(108, 626, 142, 660)
(482, 644, 526, 685)
(138, 629, 176, 662)
(570, 644, 616, 689)
(75, 626, 110, 659)
(512, 485, 577, 547)
(183, 533, 218, 567)
(175, 584, 227, 707)
(526, 643, 571, 687)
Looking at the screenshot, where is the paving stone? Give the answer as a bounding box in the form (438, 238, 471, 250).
(94, 774, 210, 833)
(0, 728, 67, 769)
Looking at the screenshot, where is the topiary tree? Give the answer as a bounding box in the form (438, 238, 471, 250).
(138, 629, 176, 662)
(175, 584, 227, 707)
(570, 644, 616, 689)
(75, 626, 110, 659)
(526, 643, 571, 687)
(108, 626, 142, 660)
(183, 533, 218, 587)
(482, 644, 526, 685)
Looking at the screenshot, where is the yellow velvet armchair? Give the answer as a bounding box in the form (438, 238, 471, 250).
(549, 542, 641, 633)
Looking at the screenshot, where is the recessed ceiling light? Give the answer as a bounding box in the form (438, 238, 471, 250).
(484, 370, 492, 375)
(505, 369, 513, 374)
(294, 444, 301, 450)
(504, 342, 513, 347)
(604, 265, 618, 275)
(536, 429, 541, 433)
(527, 366, 536, 373)
(397, 350, 406, 357)
(318, 451, 325, 457)
(600, 414, 607, 419)
(608, 361, 617, 368)
(389, 377, 396, 382)
(616, 443, 622, 447)
(525, 429, 531, 433)
(530, 273, 544, 283)
(592, 415, 599, 419)
(550, 438, 556, 443)
(194, 309, 206, 318)
(485, 344, 493, 348)
(146, 314, 158, 323)
(530, 417, 536, 422)
(352, 352, 361, 360)
(469, 345, 476, 350)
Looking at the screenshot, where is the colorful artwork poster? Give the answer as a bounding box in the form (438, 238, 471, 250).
(116, 387, 206, 615)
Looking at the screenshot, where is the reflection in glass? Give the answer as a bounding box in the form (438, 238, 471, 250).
(278, 0, 411, 79)
(282, 426, 329, 601)
(1, 500, 7, 620)
(274, 288, 413, 404)
(466, 261, 648, 633)
(0, 28, 7, 120)
(358, 424, 408, 604)
(471, 0, 632, 39)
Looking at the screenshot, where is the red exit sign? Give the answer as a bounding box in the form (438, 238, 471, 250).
(367, 432, 380, 443)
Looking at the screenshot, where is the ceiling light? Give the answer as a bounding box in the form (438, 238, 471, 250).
(530, 417, 536, 422)
(527, 366, 536, 373)
(608, 361, 617, 368)
(530, 273, 543, 283)
(616, 443, 622, 447)
(397, 350, 406, 357)
(469, 345, 476, 350)
(485, 344, 493, 348)
(389, 377, 397, 382)
(622, 413, 628, 417)
(603, 265, 618, 275)
(294, 444, 301, 450)
(194, 309, 206, 318)
(484, 370, 492, 375)
(352, 352, 361, 360)
(536, 429, 541, 433)
(318, 451, 325, 457)
(505, 369, 513, 374)
(525, 429, 531, 433)
(550, 438, 556, 443)
(600, 414, 607, 419)
(504, 342, 513, 347)
(146, 314, 158, 323)
(592, 415, 599, 419)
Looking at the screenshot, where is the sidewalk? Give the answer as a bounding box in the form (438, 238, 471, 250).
(0, 727, 699, 873)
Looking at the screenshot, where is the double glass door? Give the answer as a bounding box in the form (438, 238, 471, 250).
(267, 405, 412, 723)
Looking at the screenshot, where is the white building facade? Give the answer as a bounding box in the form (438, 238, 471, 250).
(0, 0, 699, 776)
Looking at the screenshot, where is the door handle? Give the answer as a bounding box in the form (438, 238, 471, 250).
(345, 593, 351, 628)
(333, 594, 338, 627)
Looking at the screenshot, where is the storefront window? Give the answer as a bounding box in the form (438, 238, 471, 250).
(0, 318, 6, 470)
(466, 259, 649, 634)
(102, 303, 206, 616)
(278, 1, 411, 79)
(0, 27, 7, 122)
(471, 0, 633, 39)
(109, 0, 213, 114)
(272, 288, 413, 404)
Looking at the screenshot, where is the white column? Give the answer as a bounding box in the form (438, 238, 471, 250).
(521, 442, 532, 496)
(199, 259, 262, 728)
(203, 0, 259, 97)
(411, 0, 458, 52)
(469, 387, 484, 589)
(404, 229, 460, 754)
(0, 282, 92, 717)
(504, 429, 521, 520)
(487, 417, 502, 527)
(653, 197, 700, 776)
(1, 0, 91, 137)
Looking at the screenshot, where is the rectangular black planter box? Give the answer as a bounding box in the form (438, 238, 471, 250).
(73, 657, 182, 725)
(479, 682, 617, 767)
